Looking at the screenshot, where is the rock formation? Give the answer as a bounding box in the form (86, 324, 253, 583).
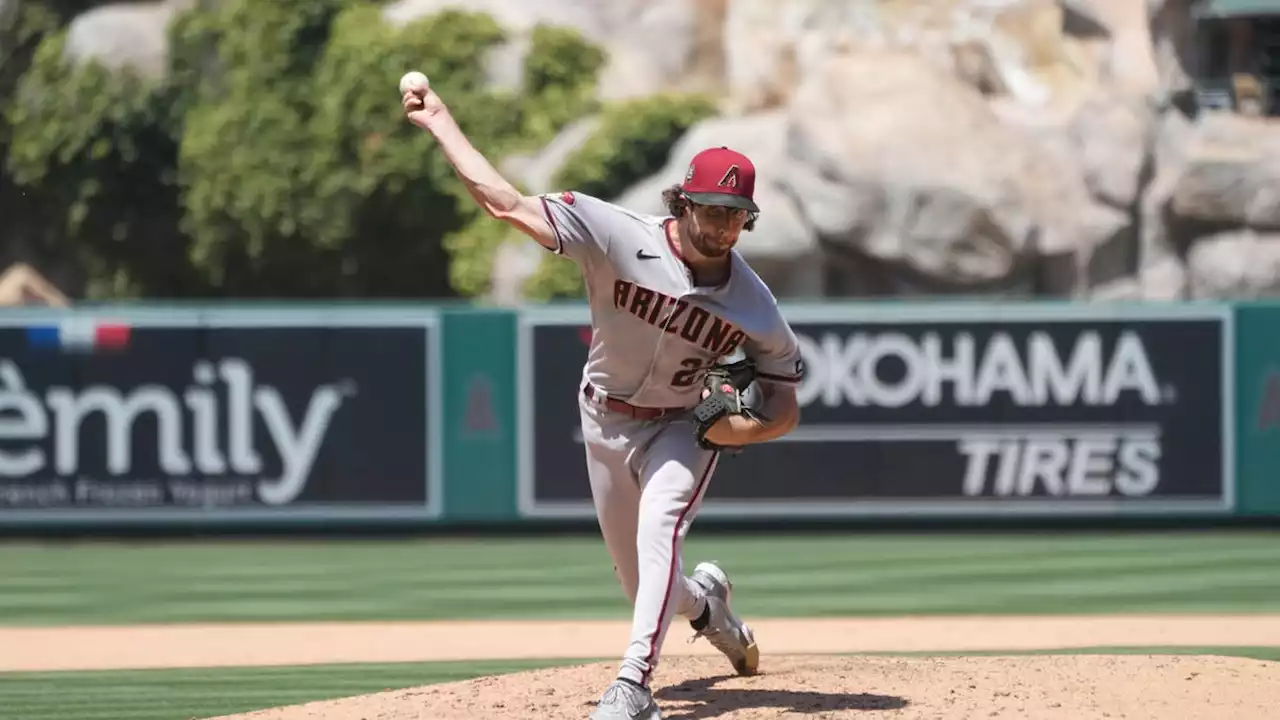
(47, 0, 1280, 301)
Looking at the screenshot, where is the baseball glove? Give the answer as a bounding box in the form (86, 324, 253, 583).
(692, 358, 758, 451)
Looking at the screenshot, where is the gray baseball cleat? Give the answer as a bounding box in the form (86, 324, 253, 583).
(588, 678, 662, 720)
(689, 561, 760, 675)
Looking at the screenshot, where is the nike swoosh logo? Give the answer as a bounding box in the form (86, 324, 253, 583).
(636, 250, 660, 260)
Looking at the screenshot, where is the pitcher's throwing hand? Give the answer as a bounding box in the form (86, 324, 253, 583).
(399, 70, 444, 129)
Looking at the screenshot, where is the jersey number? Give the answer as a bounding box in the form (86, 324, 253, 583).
(671, 357, 706, 388)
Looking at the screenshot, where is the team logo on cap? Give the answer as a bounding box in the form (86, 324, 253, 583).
(685, 164, 695, 183)
(718, 165, 741, 189)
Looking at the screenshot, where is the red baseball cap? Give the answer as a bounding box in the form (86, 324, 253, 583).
(680, 146, 759, 213)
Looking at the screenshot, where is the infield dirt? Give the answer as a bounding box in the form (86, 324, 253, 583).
(204, 654, 1279, 720)
(4, 615, 1280, 719)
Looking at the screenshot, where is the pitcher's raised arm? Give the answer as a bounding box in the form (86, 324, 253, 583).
(402, 81, 557, 251)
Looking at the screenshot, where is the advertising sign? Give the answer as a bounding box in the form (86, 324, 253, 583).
(519, 304, 1233, 519)
(0, 309, 440, 526)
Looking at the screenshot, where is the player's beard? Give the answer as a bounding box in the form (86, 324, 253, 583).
(692, 232, 732, 258)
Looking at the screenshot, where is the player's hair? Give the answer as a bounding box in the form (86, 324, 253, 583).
(662, 184, 757, 231)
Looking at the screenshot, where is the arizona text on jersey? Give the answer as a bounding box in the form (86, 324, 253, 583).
(539, 190, 804, 408)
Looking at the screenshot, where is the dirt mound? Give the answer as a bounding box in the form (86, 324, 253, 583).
(207, 654, 1278, 719)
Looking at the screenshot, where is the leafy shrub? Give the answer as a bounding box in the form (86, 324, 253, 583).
(3, 0, 609, 299)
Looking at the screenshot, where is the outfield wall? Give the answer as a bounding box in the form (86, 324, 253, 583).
(0, 300, 1275, 531)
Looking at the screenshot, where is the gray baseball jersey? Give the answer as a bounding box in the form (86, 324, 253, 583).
(540, 188, 796, 689)
(538, 189, 804, 689)
(540, 190, 805, 407)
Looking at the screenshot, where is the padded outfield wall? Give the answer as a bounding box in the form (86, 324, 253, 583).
(0, 300, 1274, 533)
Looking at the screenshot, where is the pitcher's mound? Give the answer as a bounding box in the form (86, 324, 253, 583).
(210, 654, 1278, 719)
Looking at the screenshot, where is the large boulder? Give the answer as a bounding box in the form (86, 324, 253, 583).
(722, 0, 1111, 115)
(500, 117, 602, 195)
(593, 0, 708, 101)
(1009, 114, 1134, 293)
(383, 0, 700, 100)
(779, 50, 1130, 296)
(1188, 231, 1280, 299)
(1062, 0, 1162, 95)
(489, 238, 545, 306)
(1135, 106, 1195, 299)
(383, 0, 606, 37)
(1141, 112, 1280, 300)
(1069, 84, 1158, 210)
(63, 0, 191, 80)
(1169, 113, 1280, 230)
(1036, 81, 1160, 292)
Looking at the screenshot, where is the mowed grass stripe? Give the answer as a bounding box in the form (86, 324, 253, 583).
(733, 545, 1280, 616)
(231, 542, 1280, 590)
(738, 546, 1280, 590)
(741, 555, 1280, 597)
(0, 536, 1266, 622)
(657, 530, 1260, 564)
(0, 659, 583, 720)
(4, 533, 1271, 581)
(6, 532, 1271, 577)
(2, 533, 1277, 624)
(0, 552, 1266, 621)
(741, 576, 1280, 616)
(7, 545, 1269, 614)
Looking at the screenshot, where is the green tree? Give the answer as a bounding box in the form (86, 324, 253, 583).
(4, 0, 610, 300)
(0, 1, 104, 292)
(522, 92, 717, 301)
(174, 1, 488, 296)
(173, 1, 610, 298)
(520, 24, 607, 142)
(5, 25, 190, 298)
(440, 21, 606, 298)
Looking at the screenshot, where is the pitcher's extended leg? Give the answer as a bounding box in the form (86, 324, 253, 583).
(580, 399, 644, 604)
(617, 424, 719, 687)
(585, 443, 642, 603)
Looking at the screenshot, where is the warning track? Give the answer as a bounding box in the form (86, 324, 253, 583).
(3, 614, 1279, 672)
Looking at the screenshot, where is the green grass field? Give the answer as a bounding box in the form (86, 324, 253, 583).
(3, 531, 1279, 625)
(0, 659, 580, 720)
(1, 530, 1278, 720)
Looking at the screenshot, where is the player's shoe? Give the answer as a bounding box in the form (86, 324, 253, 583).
(588, 678, 662, 720)
(688, 561, 760, 675)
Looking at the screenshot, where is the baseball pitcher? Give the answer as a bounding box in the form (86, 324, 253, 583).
(404, 76, 804, 720)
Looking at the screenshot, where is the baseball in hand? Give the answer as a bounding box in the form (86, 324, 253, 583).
(399, 71, 429, 95)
